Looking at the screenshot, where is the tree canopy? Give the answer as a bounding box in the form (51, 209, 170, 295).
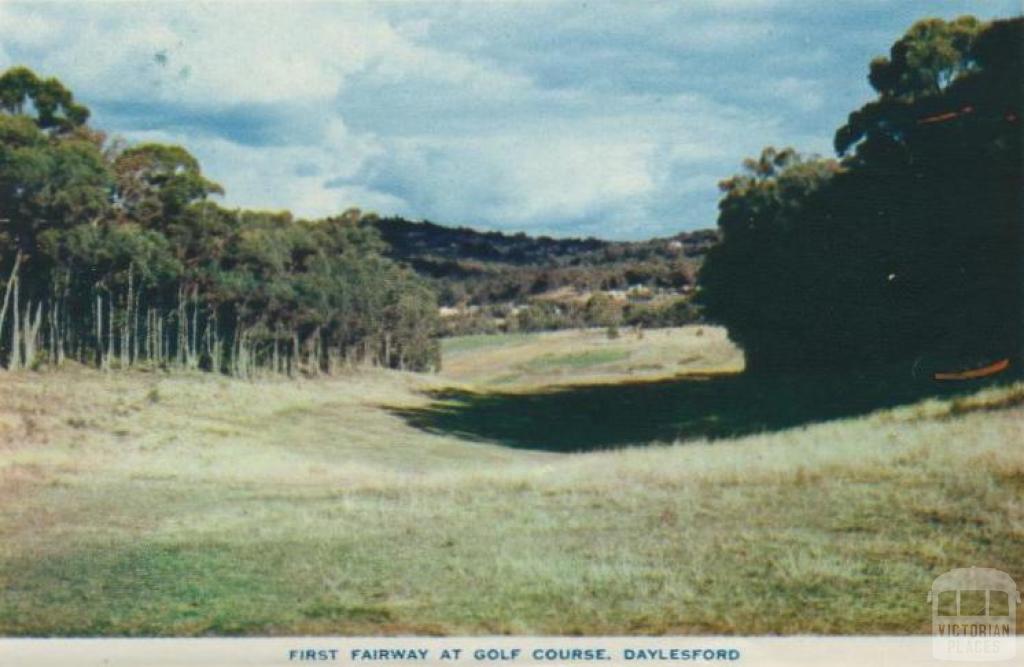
(0, 66, 90, 133)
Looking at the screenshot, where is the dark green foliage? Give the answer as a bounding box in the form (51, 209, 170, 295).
(513, 302, 569, 333)
(0, 67, 440, 375)
(622, 298, 701, 329)
(113, 143, 224, 224)
(698, 149, 841, 371)
(0, 66, 90, 133)
(699, 16, 1022, 374)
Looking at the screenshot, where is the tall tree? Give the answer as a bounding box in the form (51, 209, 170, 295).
(699, 17, 1022, 374)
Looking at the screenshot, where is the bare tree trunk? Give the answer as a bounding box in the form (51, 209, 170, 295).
(189, 287, 199, 369)
(95, 292, 104, 369)
(132, 286, 141, 364)
(122, 264, 133, 368)
(210, 310, 221, 373)
(312, 327, 322, 375)
(107, 292, 114, 370)
(56, 291, 66, 365)
(0, 251, 23, 353)
(160, 313, 169, 364)
(47, 298, 57, 364)
(232, 324, 242, 378)
(176, 285, 185, 367)
(10, 276, 21, 370)
(23, 300, 42, 369)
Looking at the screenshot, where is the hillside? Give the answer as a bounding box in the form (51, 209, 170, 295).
(371, 217, 717, 267)
(367, 217, 718, 308)
(1, 327, 1021, 636)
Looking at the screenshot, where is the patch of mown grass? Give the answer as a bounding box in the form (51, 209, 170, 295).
(521, 349, 631, 373)
(442, 333, 534, 355)
(0, 543, 289, 636)
(438, 326, 743, 389)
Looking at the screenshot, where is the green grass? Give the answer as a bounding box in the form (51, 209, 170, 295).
(441, 332, 534, 355)
(521, 348, 631, 372)
(0, 328, 1021, 636)
(440, 326, 741, 388)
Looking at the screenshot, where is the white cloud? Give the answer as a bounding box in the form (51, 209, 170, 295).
(4, 3, 375, 108)
(2, 0, 1016, 238)
(122, 116, 384, 218)
(772, 77, 826, 112)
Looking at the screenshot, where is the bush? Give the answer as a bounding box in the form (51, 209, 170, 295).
(583, 293, 622, 328)
(515, 302, 569, 332)
(623, 298, 700, 329)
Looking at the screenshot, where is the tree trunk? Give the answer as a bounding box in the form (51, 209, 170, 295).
(10, 276, 21, 370)
(95, 292, 104, 369)
(189, 287, 199, 369)
(107, 292, 114, 370)
(0, 251, 23, 358)
(122, 264, 133, 368)
(22, 300, 42, 369)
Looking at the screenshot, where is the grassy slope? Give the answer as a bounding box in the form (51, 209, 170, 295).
(0, 327, 1021, 636)
(440, 326, 741, 388)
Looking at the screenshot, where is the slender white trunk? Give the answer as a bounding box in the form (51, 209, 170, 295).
(10, 276, 21, 370)
(22, 300, 42, 369)
(122, 264, 133, 368)
(0, 251, 23, 351)
(106, 292, 114, 370)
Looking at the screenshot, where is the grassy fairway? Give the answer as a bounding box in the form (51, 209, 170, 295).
(0, 327, 1021, 635)
(440, 326, 741, 388)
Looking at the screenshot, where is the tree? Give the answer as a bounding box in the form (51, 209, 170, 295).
(0, 66, 89, 133)
(697, 148, 839, 371)
(583, 292, 623, 328)
(113, 143, 223, 226)
(0, 96, 112, 368)
(835, 16, 984, 156)
(699, 16, 1022, 374)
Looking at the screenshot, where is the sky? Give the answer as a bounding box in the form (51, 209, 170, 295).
(0, 1, 1019, 240)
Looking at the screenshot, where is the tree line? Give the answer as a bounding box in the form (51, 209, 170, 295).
(0, 67, 440, 376)
(699, 16, 1022, 375)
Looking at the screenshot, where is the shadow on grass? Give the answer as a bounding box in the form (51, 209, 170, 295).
(391, 370, 1012, 452)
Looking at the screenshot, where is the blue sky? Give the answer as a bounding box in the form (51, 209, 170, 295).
(0, 1, 1018, 239)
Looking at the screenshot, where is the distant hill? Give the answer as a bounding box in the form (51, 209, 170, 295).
(362, 217, 719, 335)
(368, 216, 718, 305)
(372, 217, 610, 266)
